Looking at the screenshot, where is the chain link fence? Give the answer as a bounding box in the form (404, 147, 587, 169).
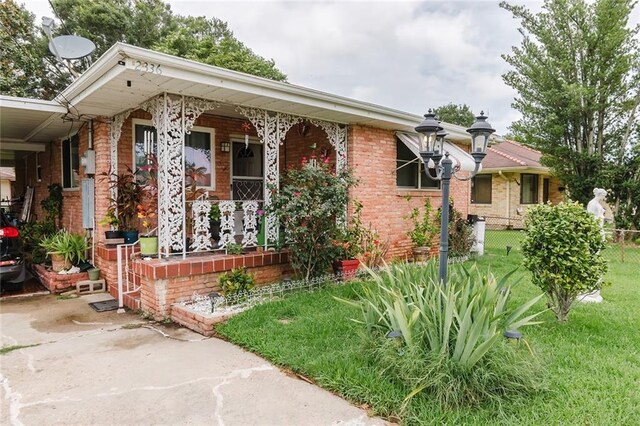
(482, 217, 640, 264)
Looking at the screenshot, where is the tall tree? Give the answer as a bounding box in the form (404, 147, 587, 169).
(0, 0, 286, 99)
(0, 0, 64, 98)
(433, 103, 475, 127)
(501, 0, 640, 214)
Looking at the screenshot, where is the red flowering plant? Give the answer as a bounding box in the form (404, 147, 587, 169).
(267, 152, 357, 280)
(331, 200, 366, 261)
(137, 154, 159, 236)
(136, 204, 156, 236)
(357, 224, 390, 268)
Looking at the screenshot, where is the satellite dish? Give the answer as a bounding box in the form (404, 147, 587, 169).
(48, 35, 96, 60)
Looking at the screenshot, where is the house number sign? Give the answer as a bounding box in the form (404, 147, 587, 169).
(132, 59, 163, 75)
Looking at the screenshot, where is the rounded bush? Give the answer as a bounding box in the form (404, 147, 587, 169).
(521, 202, 607, 321)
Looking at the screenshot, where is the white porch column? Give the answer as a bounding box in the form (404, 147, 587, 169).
(140, 94, 217, 256)
(238, 107, 301, 245)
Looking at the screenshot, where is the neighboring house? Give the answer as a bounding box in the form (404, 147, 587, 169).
(469, 140, 564, 228)
(0, 43, 496, 317)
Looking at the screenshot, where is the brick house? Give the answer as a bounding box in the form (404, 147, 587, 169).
(469, 140, 564, 228)
(1, 43, 495, 317)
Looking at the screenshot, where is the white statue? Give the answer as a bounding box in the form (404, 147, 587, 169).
(578, 188, 608, 303)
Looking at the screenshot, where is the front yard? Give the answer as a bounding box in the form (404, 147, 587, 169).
(217, 244, 640, 424)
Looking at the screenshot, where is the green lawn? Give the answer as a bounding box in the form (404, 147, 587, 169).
(217, 242, 640, 425)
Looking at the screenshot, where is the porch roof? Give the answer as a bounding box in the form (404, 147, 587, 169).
(0, 95, 75, 147)
(55, 43, 491, 143)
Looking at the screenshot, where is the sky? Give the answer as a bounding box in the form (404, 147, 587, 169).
(25, 0, 640, 135)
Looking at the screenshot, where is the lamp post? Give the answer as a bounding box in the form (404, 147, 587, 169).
(415, 109, 495, 285)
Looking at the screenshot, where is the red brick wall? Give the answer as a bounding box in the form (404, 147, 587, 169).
(14, 120, 112, 240)
(140, 263, 290, 318)
(279, 123, 334, 170)
(348, 125, 470, 259)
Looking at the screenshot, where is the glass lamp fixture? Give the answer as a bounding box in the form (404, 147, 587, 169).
(466, 111, 495, 164)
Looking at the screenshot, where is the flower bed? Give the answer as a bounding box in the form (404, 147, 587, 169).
(33, 264, 89, 293)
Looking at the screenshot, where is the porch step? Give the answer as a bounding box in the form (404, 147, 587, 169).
(122, 290, 141, 311)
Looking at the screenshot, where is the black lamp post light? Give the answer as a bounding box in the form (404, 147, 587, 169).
(415, 109, 495, 286)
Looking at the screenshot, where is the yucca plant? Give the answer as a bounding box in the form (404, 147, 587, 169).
(337, 261, 546, 407)
(40, 230, 87, 265)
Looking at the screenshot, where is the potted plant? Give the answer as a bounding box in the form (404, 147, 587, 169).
(40, 230, 87, 272)
(98, 208, 122, 239)
(101, 168, 144, 243)
(407, 197, 438, 262)
(137, 155, 159, 256)
(331, 200, 367, 279)
(137, 204, 158, 256)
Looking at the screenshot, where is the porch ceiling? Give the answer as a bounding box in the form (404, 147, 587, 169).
(0, 95, 80, 147)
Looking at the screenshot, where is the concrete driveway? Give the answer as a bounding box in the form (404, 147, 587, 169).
(1, 294, 385, 426)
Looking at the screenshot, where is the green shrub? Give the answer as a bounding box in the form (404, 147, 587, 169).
(407, 197, 438, 248)
(448, 208, 474, 257)
(268, 156, 356, 280)
(18, 221, 56, 265)
(522, 202, 607, 321)
(219, 268, 255, 297)
(40, 230, 87, 265)
(338, 262, 545, 407)
(225, 243, 243, 255)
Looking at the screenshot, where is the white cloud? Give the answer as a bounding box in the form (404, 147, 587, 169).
(25, 0, 638, 135)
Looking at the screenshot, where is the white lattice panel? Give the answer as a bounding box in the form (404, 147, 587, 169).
(218, 201, 236, 248)
(191, 199, 212, 251)
(241, 201, 259, 247)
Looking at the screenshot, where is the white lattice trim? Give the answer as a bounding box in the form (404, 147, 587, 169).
(108, 110, 132, 225)
(191, 199, 212, 251)
(308, 119, 348, 172)
(218, 201, 236, 248)
(242, 201, 259, 247)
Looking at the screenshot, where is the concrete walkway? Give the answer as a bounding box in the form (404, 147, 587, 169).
(1, 294, 385, 426)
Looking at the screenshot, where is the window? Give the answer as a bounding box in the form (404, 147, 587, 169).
(62, 134, 79, 189)
(133, 122, 215, 188)
(543, 178, 550, 203)
(396, 140, 439, 189)
(520, 174, 539, 204)
(471, 174, 492, 204)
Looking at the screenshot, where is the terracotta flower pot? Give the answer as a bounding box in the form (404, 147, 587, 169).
(332, 259, 360, 280)
(50, 253, 71, 272)
(412, 246, 430, 263)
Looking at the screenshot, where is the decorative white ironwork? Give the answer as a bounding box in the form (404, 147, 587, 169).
(241, 201, 259, 247)
(190, 198, 212, 251)
(139, 94, 216, 255)
(309, 119, 348, 172)
(183, 97, 218, 132)
(180, 268, 376, 314)
(218, 201, 236, 248)
(237, 107, 302, 245)
(108, 110, 131, 221)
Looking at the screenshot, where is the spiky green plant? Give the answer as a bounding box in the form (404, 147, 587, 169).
(337, 261, 546, 407)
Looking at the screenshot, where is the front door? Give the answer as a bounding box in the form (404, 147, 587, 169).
(230, 140, 264, 201)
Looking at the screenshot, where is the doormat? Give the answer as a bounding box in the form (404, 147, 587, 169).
(88, 299, 119, 312)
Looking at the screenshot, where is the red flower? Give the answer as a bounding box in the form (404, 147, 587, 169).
(293, 191, 301, 197)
